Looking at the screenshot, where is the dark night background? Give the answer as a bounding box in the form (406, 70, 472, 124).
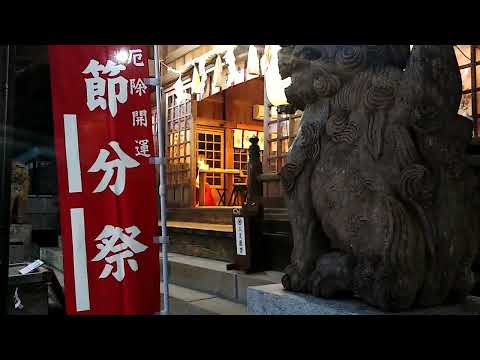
(14, 45, 54, 159)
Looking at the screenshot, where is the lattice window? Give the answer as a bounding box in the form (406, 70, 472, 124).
(266, 107, 302, 173)
(233, 147, 264, 184)
(233, 148, 248, 184)
(455, 45, 480, 137)
(197, 129, 224, 188)
(166, 88, 192, 186)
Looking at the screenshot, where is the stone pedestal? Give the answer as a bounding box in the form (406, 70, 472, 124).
(9, 224, 33, 263)
(247, 284, 480, 315)
(8, 263, 49, 315)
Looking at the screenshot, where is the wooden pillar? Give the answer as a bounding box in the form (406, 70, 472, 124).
(225, 128, 234, 205)
(262, 76, 270, 173)
(191, 99, 198, 207)
(262, 76, 270, 199)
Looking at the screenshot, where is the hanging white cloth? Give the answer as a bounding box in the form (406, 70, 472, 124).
(198, 57, 207, 97)
(191, 63, 201, 94)
(212, 54, 225, 88)
(264, 45, 291, 106)
(174, 75, 187, 104)
(247, 45, 260, 75)
(224, 48, 239, 87)
(260, 45, 273, 75)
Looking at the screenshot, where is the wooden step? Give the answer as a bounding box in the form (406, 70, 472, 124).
(166, 223, 235, 262)
(167, 207, 239, 225)
(166, 221, 233, 233)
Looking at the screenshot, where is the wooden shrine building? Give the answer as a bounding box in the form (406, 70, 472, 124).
(149, 45, 480, 270)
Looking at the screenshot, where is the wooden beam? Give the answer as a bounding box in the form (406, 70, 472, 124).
(165, 45, 201, 63)
(201, 96, 225, 104)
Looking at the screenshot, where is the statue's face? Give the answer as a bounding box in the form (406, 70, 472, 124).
(278, 45, 410, 109)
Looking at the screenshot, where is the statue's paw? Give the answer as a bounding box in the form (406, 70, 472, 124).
(279, 165, 296, 193)
(282, 264, 311, 293)
(308, 252, 355, 298)
(309, 269, 339, 298)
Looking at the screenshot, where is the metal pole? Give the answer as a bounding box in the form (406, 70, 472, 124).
(154, 45, 170, 315)
(0, 45, 14, 316)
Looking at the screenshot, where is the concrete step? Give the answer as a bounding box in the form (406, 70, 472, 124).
(162, 252, 283, 304)
(39, 246, 283, 309)
(160, 282, 247, 315)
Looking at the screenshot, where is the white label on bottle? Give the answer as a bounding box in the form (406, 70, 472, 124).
(235, 217, 246, 256)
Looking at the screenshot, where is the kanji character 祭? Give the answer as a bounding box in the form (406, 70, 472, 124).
(88, 141, 140, 195)
(92, 225, 148, 282)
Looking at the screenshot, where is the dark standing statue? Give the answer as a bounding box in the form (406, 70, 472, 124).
(246, 136, 263, 205)
(277, 45, 479, 311)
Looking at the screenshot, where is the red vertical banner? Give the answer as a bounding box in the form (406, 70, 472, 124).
(48, 45, 160, 315)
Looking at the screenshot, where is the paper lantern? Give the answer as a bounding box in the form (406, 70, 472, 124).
(247, 45, 260, 75)
(212, 55, 225, 88)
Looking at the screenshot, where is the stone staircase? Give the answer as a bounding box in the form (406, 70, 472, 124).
(39, 247, 283, 315)
(160, 252, 283, 314)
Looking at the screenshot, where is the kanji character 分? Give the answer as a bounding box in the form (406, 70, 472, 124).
(88, 141, 139, 196)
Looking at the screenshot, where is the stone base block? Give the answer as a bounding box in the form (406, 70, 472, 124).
(247, 284, 480, 315)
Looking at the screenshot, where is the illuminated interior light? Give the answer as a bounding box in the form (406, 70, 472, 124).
(115, 49, 130, 64)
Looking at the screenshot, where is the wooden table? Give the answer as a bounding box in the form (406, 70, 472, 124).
(199, 168, 244, 206)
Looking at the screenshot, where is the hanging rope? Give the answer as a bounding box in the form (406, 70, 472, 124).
(158, 46, 237, 79)
(159, 60, 182, 75)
